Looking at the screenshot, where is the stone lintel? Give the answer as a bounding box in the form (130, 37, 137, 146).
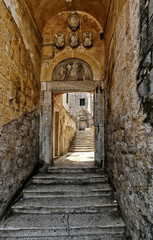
(45, 81, 102, 92)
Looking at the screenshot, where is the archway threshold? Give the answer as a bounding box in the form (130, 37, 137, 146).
(53, 151, 94, 168)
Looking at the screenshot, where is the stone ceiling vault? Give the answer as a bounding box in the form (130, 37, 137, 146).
(24, 0, 111, 37)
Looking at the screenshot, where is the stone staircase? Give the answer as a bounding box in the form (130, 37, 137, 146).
(69, 129, 94, 152)
(0, 166, 127, 239)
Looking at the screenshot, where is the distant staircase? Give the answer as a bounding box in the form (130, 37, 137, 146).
(69, 129, 94, 152)
(0, 165, 127, 239)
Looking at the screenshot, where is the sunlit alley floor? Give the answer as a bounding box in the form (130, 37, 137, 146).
(53, 151, 95, 167)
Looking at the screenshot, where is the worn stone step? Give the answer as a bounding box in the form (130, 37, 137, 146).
(1, 236, 127, 240)
(69, 147, 94, 149)
(23, 184, 113, 198)
(12, 196, 118, 214)
(71, 138, 93, 140)
(72, 139, 94, 140)
(47, 167, 102, 174)
(70, 146, 94, 148)
(68, 149, 94, 152)
(72, 141, 94, 142)
(32, 173, 108, 184)
(69, 146, 94, 148)
(0, 213, 125, 237)
(71, 142, 94, 147)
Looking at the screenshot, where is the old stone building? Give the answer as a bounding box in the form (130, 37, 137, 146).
(67, 92, 94, 130)
(0, 0, 153, 239)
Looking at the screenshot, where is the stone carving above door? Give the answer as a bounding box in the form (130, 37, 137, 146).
(69, 32, 79, 47)
(68, 11, 80, 31)
(55, 33, 65, 48)
(52, 58, 93, 81)
(83, 32, 93, 47)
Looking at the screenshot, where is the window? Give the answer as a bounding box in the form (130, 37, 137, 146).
(80, 98, 85, 106)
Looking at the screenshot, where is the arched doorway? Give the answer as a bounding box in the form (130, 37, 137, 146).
(79, 117, 87, 130)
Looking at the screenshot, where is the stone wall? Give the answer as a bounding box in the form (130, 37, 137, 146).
(0, 110, 39, 218)
(137, 0, 153, 125)
(0, 0, 41, 126)
(105, 0, 153, 239)
(53, 94, 76, 157)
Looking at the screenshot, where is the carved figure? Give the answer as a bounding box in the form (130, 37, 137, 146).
(83, 32, 93, 47)
(55, 33, 65, 48)
(68, 11, 80, 31)
(52, 58, 93, 82)
(69, 32, 79, 48)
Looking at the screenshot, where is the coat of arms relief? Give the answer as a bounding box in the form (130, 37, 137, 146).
(54, 12, 93, 49)
(55, 33, 65, 48)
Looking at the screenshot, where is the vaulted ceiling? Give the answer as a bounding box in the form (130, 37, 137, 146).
(25, 0, 111, 35)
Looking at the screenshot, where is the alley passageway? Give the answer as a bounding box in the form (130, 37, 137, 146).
(0, 0, 153, 239)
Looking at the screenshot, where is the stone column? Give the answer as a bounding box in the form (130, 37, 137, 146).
(94, 86, 105, 168)
(40, 82, 53, 165)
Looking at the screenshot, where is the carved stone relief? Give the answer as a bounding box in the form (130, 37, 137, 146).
(52, 58, 93, 82)
(69, 32, 79, 47)
(83, 32, 93, 47)
(54, 12, 93, 49)
(68, 11, 80, 31)
(55, 33, 65, 48)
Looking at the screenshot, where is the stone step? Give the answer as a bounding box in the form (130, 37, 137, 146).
(70, 146, 94, 148)
(72, 139, 94, 141)
(71, 141, 94, 143)
(0, 213, 125, 237)
(69, 146, 94, 148)
(71, 143, 94, 145)
(23, 183, 113, 198)
(70, 144, 94, 147)
(68, 149, 94, 152)
(69, 147, 94, 150)
(1, 236, 127, 240)
(72, 136, 94, 138)
(32, 173, 108, 185)
(12, 196, 118, 214)
(47, 167, 102, 174)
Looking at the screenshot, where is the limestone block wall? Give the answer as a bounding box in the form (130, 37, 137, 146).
(0, 110, 39, 218)
(0, 1, 41, 219)
(0, 0, 41, 126)
(105, 0, 153, 239)
(137, 0, 153, 125)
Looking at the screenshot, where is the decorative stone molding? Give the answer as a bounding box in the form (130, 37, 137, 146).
(55, 33, 65, 48)
(68, 11, 80, 31)
(69, 32, 79, 48)
(83, 32, 93, 47)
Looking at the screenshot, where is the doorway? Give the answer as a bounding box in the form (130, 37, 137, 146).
(79, 117, 87, 130)
(39, 58, 104, 168)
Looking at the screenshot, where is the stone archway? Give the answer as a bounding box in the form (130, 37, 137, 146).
(39, 58, 104, 167)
